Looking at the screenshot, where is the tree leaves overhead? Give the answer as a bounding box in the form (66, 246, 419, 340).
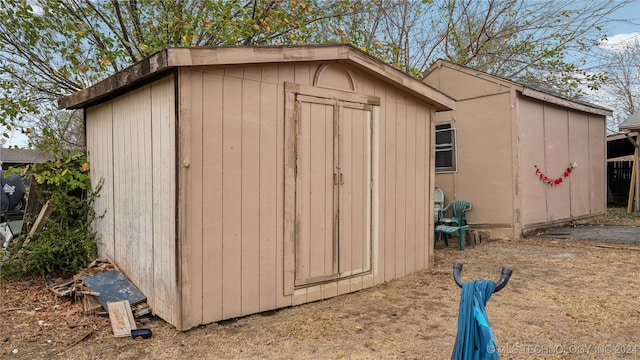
(0, 0, 365, 135)
(0, 0, 632, 147)
(590, 38, 640, 133)
(357, 0, 631, 96)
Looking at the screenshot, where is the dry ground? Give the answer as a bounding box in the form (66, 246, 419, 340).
(2, 209, 640, 359)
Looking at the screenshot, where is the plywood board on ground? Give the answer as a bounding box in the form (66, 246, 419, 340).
(107, 300, 137, 337)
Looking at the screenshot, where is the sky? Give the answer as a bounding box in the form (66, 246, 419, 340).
(587, 0, 639, 133)
(1, 0, 639, 149)
(600, 0, 640, 49)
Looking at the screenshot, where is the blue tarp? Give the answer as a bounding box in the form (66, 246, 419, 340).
(451, 280, 499, 360)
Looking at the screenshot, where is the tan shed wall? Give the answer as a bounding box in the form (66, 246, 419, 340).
(86, 76, 178, 326)
(422, 65, 507, 101)
(517, 97, 606, 234)
(177, 65, 287, 328)
(588, 116, 606, 216)
(517, 99, 547, 226)
(425, 64, 606, 239)
(178, 62, 434, 329)
(569, 112, 591, 216)
(428, 67, 516, 237)
(86, 102, 115, 257)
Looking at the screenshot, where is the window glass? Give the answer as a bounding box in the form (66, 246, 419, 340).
(435, 124, 456, 172)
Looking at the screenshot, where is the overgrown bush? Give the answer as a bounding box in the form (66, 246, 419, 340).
(1, 151, 101, 279)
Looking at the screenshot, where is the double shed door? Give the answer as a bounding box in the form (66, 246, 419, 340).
(295, 94, 372, 287)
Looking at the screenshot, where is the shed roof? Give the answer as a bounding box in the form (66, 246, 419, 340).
(59, 45, 455, 112)
(1, 148, 52, 165)
(424, 59, 612, 117)
(618, 112, 640, 131)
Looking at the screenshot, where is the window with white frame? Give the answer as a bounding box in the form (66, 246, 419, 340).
(435, 123, 456, 172)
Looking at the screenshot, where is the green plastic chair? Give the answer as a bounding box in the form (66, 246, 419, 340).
(434, 187, 445, 222)
(434, 200, 475, 250)
(434, 224, 474, 250)
(439, 200, 472, 226)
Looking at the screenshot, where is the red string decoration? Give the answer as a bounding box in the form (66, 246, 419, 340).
(534, 163, 576, 186)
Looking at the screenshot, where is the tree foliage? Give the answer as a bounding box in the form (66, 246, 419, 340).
(0, 0, 366, 145)
(0, 0, 633, 145)
(1, 151, 100, 278)
(593, 38, 640, 133)
(351, 0, 630, 96)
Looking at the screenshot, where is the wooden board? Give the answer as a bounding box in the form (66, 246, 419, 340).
(84, 270, 147, 309)
(26, 200, 53, 239)
(107, 300, 137, 337)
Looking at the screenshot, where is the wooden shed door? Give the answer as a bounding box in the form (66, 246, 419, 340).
(294, 95, 372, 287)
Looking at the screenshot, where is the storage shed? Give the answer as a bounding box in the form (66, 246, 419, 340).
(59, 45, 455, 330)
(422, 60, 612, 239)
(1, 148, 52, 171)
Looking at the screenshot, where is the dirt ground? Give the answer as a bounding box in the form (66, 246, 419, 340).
(2, 209, 640, 359)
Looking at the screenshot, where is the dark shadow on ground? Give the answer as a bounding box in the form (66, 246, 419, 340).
(538, 224, 640, 245)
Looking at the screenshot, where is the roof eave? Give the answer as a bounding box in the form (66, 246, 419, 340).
(424, 59, 612, 117)
(520, 88, 613, 116)
(344, 50, 454, 111)
(58, 49, 171, 110)
(58, 46, 454, 111)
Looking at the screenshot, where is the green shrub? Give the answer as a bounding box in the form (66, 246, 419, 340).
(1, 151, 101, 279)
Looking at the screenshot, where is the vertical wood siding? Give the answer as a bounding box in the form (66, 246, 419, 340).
(378, 92, 432, 283)
(518, 97, 606, 233)
(589, 116, 606, 214)
(181, 65, 291, 327)
(426, 65, 606, 238)
(517, 99, 547, 226)
(86, 103, 115, 258)
(179, 63, 433, 328)
(383, 91, 397, 282)
(86, 76, 177, 327)
(150, 77, 177, 326)
(543, 105, 571, 221)
(568, 112, 590, 216)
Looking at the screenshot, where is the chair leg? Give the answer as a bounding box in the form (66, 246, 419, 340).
(435, 230, 449, 248)
(468, 229, 475, 249)
(434, 231, 445, 248)
(458, 227, 475, 250)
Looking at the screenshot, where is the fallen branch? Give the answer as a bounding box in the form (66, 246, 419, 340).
(594, 244, 640, 251)
(65, 329, 94, 347)
(0, 306, 29, 313)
